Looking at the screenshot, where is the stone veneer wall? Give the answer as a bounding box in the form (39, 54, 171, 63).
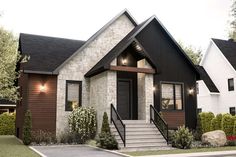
(56, 15, 135, 135)
(138, 59, 154, 122)
(90, 70, 116, 132)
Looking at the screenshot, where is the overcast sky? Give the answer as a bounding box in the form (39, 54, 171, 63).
(0, 0, 233, 52)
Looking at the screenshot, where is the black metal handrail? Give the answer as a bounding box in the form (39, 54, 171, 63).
(150, 105, 168, 142)
(111, 104, 126, 147)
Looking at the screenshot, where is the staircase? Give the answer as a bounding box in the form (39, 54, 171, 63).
(111, 120, 171, 151)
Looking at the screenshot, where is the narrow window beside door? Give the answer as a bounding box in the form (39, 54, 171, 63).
(65, 80, 82, 111)
(228, 78, 234, 91)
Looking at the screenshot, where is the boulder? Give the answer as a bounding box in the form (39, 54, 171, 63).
(201, 130, 227, 146)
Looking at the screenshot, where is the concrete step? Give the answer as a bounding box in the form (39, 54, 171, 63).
(114, 134, 163, 140)
(121, 142, 168, 148)
(122, 120, 146, 124)
(119, 146, 174, 152)
(113, 130, 160, 136)
(117, 138, 166, 144)
(111, 124, 156, 128)
(111, 127, 157, 132)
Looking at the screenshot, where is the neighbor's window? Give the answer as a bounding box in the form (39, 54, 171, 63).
(65, 81, 82, 111)
(196, 82, 199, 94)
(230, 107, 235, 116)
(197, 108, 202, 114)
(161, 83, 183, 110)
(228, 78, 234, 91)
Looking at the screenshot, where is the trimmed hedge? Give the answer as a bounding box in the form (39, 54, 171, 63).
(222, 113, 234, 136)
(0, 112, 15, 135)
(199, 112, 214, 133)
(210, 114, 222, 131)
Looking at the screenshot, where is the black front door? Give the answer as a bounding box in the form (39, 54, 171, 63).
(117, 79, 132, 120)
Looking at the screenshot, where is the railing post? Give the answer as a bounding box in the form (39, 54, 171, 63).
(124, 125, 126, 147)
(110, 104, 112, 124)
(150, 105, 152, 123)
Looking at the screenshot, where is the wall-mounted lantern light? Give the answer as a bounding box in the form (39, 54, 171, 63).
(188, 88, 194, 95)
(40, 84, 46, 92)
(152, 86, 156, 92)
(121, 58, 128, 66)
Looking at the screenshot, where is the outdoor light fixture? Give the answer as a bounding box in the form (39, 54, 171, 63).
(121, 58, 128, 66)
(188, 88, 194, 95)
(152, 86, 156, 92)
(40, 85, 46, 92)
(135, 44, 143, 52)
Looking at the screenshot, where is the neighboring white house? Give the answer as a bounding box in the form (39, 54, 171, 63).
(197, 38, 236, 115)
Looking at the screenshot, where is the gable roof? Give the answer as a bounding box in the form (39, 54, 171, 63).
(85, 16, 200, 78)
(52, 9, 137, 74)
(196, 66, 219, 93)
(19, 33, 85, 74)
(212, 38, 236, 72)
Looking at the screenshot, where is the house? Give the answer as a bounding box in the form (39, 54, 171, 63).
(0, 99, 16, 114)
(197, 38, 236, 115)
(16, 10, 200, 145)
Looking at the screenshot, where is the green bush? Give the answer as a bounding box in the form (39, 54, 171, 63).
(199, 112, 214, 133)
(96, 112, 118, 150)
(68, 107, 97, 143)
(0, 112, 15, 135)
(211, 114, 222, 131)
(57, 131, 82, 144)
(31, 130, 56, 144)
(172, 125, 193, 149)
(23, 110, 32, 145)
(194, 114, 202, 141)
(222, 114, 234, 136)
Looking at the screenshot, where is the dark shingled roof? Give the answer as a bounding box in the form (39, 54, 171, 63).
(196, 65, 219, 93)
(212, 38, 236, 71)
(19, 33, 85, 74)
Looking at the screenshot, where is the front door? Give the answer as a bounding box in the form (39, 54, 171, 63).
(117, 79, 132, 120)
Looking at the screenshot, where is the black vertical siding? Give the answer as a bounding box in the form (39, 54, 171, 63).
(136, 20, 197, 129)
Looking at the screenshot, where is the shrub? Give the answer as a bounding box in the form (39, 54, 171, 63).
(57, 131, 82, 144)
(172, 125, 193, 149)
(199, 112, 214, 133)
(31, 130, 56, 144)
(210, 114, 222, 131)
(96, 112, 118, 150)
(222, 114, 234, 136)
(68, 107, 97, 143)
(23, 110, 32, 145)
(194, 114, 202, 141)
(0, 112, 15, 135)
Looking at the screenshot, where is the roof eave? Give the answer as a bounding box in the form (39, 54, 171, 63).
(23, 70, 57, 75)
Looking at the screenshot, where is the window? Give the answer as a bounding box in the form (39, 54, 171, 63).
(228, 78, 234, 91)
(65, 81, 82, 111)
(161, 83, 183, 110)
(230, 107, 235, 116)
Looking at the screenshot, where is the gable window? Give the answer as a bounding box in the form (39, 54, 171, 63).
(65, 80, 82, 111)
(228, 78, 234, 91)
(161, 83, 183, 110)
(230, 107, 235, 116)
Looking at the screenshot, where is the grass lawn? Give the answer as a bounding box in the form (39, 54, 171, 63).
(124, 146, 236, 156)
(0, 135, 40, 157)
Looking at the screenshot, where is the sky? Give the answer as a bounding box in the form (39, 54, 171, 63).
(0, 0, 233, 52)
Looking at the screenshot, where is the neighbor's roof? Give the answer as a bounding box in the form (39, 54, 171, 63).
(212, 38, 236, 72)
(196, 65, 219, 93)
(0, 99, 16, 105)
(19, 33, 85, 74)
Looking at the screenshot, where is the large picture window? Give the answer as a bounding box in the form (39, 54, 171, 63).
(161, 83, 183, 110)
(65, 81, 82, 111)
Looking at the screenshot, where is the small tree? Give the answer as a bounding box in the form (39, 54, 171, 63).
(23, 110, 32, 145)
(96, 112, 118, 150)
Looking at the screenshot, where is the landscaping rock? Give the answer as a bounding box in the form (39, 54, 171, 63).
(201, 130, 227, 146)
